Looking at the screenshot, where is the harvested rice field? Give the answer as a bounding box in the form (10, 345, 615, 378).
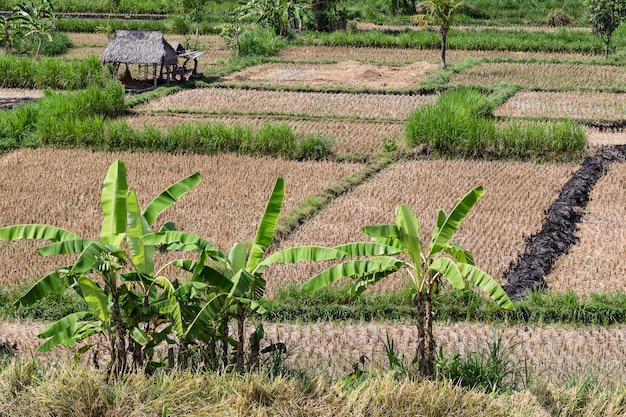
(220, 60, 439, 89)
(125, 112, 406, 155)
(277, 46, 595, 64)
(545, 161, 626, 296)
(448, 62, 626, 89)
(0, 148, 364, 288)
(495, 91, 626, 121)
(5, 318, 626, 386)
(136, 87, 437, 119)
(264, 159, 576, 294)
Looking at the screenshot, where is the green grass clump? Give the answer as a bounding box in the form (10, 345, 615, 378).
(105, 120, 334, 159)
(309, 27, 621, 55)
(238, 27, 288, 57)
(0, 81, 126, 150)
(56, 18, 169, 33)
(7, 31, 73, 57)
(0, 55, 104, 89)
(406, 87, 585, 160)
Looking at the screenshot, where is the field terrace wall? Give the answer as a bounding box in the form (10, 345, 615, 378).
(264, 159, 575, 296)
(0, 148, 364, 288)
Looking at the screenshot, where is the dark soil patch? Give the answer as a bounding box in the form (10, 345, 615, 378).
(504, 145, 626, 301)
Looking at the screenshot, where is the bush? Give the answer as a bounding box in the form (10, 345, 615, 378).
(9, 30, 72, 56)
(238, 27, 287, 57)
(547, 9, 574, 27)
(405, 88, 585, 160)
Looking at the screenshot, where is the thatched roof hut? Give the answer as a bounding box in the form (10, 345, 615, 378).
(102, 30, 179, 89)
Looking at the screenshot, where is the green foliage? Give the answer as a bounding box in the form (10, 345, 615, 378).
(56, 18, 170, 33)
(0, 160, 202, 375)
(235, 0, 304, 37)
(237, 27, 287, 56)
(302, 186, 513, 377)
(405, 88, 586, 160)
(413, 0, 464, 67)
(308, 27, 617, 55)
(584, 0, 626, 57)
(0, 54, 104, 89)
(435, 331, 526, 393)
(0, 81, 125, 151)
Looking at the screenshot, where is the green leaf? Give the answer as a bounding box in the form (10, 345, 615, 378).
(229, 243, 247, 276)
(429, 186, 484, 257)
(458, 263, 514, 310)
(130, 327, 150, 345)
(229, 269, 255, 298)
(361, 224, 399, 239)
(0, 224, 81, 242)
(428, 257, 465, 289)
(246, 178, 285, 271)
(257, 246, 348, 274)
(72, 343, 95, 367)
(14, 268, 74, 307)
(37, 311, 90, 351)
(143, 172, 201, 226)
(395, 205, 422, 267)
(71, 241, 126, 275)
(100, 160, 128, 248)
(141, 231, 225, 261)
(333, 242, 401, 257)
(154, 276, 175, 297)
(302, 257, 405, 293)
(127, 190, 155, 275)
(444, 242, 475, 266)
(78, 277, 110, 322)
(36, 239, 95, 256)
(184, 293, 224, 339)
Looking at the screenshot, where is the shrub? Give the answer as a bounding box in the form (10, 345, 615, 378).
(405, 88, 585, 160)
(547, 8, 575, 27)
(238, 27, 287, 57)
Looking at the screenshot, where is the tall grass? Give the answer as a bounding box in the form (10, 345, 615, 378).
(56, 17, 170, 33)
(0, 81, 126, 150)
(6, 31, 72, 56)
(105, 120, 334, 159)
(405, 88, 585, 160)
(309, 27, 623, 55)
(0, 55, 105, 89)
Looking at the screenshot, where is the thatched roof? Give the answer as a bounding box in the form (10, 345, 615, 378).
(102, 30, 178, 66)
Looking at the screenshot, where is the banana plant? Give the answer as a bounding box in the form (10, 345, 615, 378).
(141, 177, 347, 372)
(302, 185, 514, 378)
(0, 160, 201, 375)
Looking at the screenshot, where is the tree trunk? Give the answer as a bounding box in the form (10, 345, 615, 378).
(221, 315, 229, 371)
(235, 303, 245, 373)
(440, 26, 448, 69)
(415, 290, 435, 378)
(415, 291, 426, 376)
(605, 38, 610, 59)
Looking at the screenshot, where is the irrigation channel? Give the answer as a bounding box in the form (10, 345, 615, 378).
(504, 145, 626, 300)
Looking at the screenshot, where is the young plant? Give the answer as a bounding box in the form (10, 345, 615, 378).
(302, 186, 514, 378)
(413, 0, 465, 68)
(0, 160, 201, 376)
(141, 178, 346, 373)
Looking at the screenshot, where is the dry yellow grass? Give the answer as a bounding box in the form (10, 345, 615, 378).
(265, 159, 575, 294)
(585, 129, 626, 147)
(545, 162, 626, 295)
(0, 148, 364, 288)
(495, 91, 626, 120)
(125, 112, 406, 155)
(136, 87, 437, 119)
(220, 61, 439, 89)
(278, 46, 595, 64)
(449, 62, 626, 89)
(4, 318, 625, 386)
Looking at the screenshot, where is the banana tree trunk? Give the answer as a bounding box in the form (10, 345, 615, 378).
(415, 290, 435, 378)
(221, 315, 229, 371)
(235, 303, 245, 373)
(440, 26, 448, 69)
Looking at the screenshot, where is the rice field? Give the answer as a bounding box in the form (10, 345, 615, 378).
(448, 62, 626, 90)
(125, 112, 406, 155)
(135, 87, 437, 119)
(264, 159, 576, 294)
(545, 161, 626, 296)
(277, 46, 596, 64)
(0, 148, 364, 288)
(495, 91, 626, 121)
(5, 318, 626, 386)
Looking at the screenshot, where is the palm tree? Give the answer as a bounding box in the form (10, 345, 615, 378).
(413, 0, 464, 69)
